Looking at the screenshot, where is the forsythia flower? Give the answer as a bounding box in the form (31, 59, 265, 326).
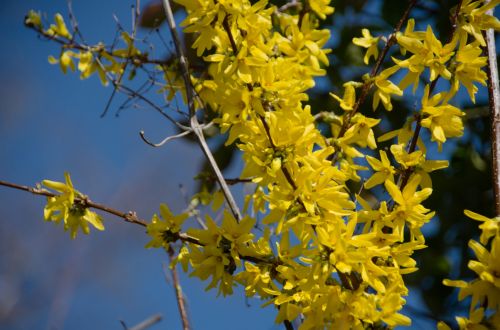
(43, 172, 104, 239)
(145, 204, 188, 249)
(419, 85, 465, 150)
(450, 35, 488, 102)
(25, 10, 42, 28)
(464, 210, 499, 245)
(46, 13, 72, 39)
(364, 150, 396, 189)
(370, 66, 403, 111)
(31, 0, 500, 328)
(384, 175, 434, 241)
(441, 209, 500, 329)
(352, 28, 380, 64)
(329, 81, 362, 111)
(458, 0, 500, 46)
(48, 51, 76, 74)
(308, 0, 335, 20)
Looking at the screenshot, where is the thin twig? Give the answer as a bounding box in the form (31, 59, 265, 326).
(335, 0, 418, 142)
(166, 248, 190, 330)
(128, 314, 163, 330)
(161, 0, 242, 222)
(484, 1, 500, 216)
(0, 180, 147, 227)
(278, 0, 302, 13)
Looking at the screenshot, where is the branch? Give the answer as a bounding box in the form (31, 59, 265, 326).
(161, 0, 242, 222)
(0, 180, 148, 227)
(0, 179, 277, 267)
(398, 0, 463, 190)
(484, 1, 500, 216)
(284, 319, 295, 330)
(166, 248, 190, 330)
(336, 0, 418, 139)
(126, 314, 163, 330)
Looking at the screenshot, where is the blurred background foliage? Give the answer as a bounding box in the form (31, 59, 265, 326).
(139, 0, 497, 325)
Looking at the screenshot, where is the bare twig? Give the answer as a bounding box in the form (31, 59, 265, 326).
(127, 314, 163, 330)
(0, 180, 147, 227)
(166, 248, 190, 330)
(278, 0, 302, 13)
(161, 0, 242, 221)
(484, 1, 500, 216)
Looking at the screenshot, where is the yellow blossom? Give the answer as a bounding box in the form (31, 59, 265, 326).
(46, 13, 72, 39)
(420, 85, 465, 150)
(364, 150, 396, 189)
(352, 28, 380, 64)
(464, 210, 500, 245)
(43, 172, 104, 239)
(371, 66, 403, 111)
(145, 204, 188, 249)
(329, 81, 362, 111)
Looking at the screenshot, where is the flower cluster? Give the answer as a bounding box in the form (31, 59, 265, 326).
(43, 173, 104, 239)
(32, 0, 500, 328)
(438, 211, 500, 329)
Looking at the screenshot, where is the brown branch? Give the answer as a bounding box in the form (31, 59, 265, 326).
(0, 180, 148, 227)
(484, 1, 500, 216)
(0, 178, 279, 268)
(166, 248, 190, 330)
(162, 0, 242, 222)
(284, 319, 295, 330)
(398, 0, 463, 190)
(297, 0, 309, 28)
(336, 0, 418, 142)
(25, 23, 174, 66)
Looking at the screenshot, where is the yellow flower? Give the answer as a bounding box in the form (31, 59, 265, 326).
(145, 204, 188, 249)
(340, 113, 380, 149)
(25, 10, 42, 28)
(450, 35, 488, 103)
(43, 172, 104, 239)
(329, 81, 362, 111)
(308, 0, 335, 20)
(458, 0, 500, 46)
(352, 28, 380, 64)
(464, 210, 499, 245)
(48, 51, 76, 74)
(395, 22, 456, 91)
(371, 66, 403, 111)
(385, 174, 434, 240)
(46, 13, 72, 39)
(364, 150, 396, 189)
(420, 85, 464, 150)
(390, 144, 422, 169)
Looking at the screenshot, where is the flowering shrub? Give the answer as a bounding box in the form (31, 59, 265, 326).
(14, 0, 500, 328)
